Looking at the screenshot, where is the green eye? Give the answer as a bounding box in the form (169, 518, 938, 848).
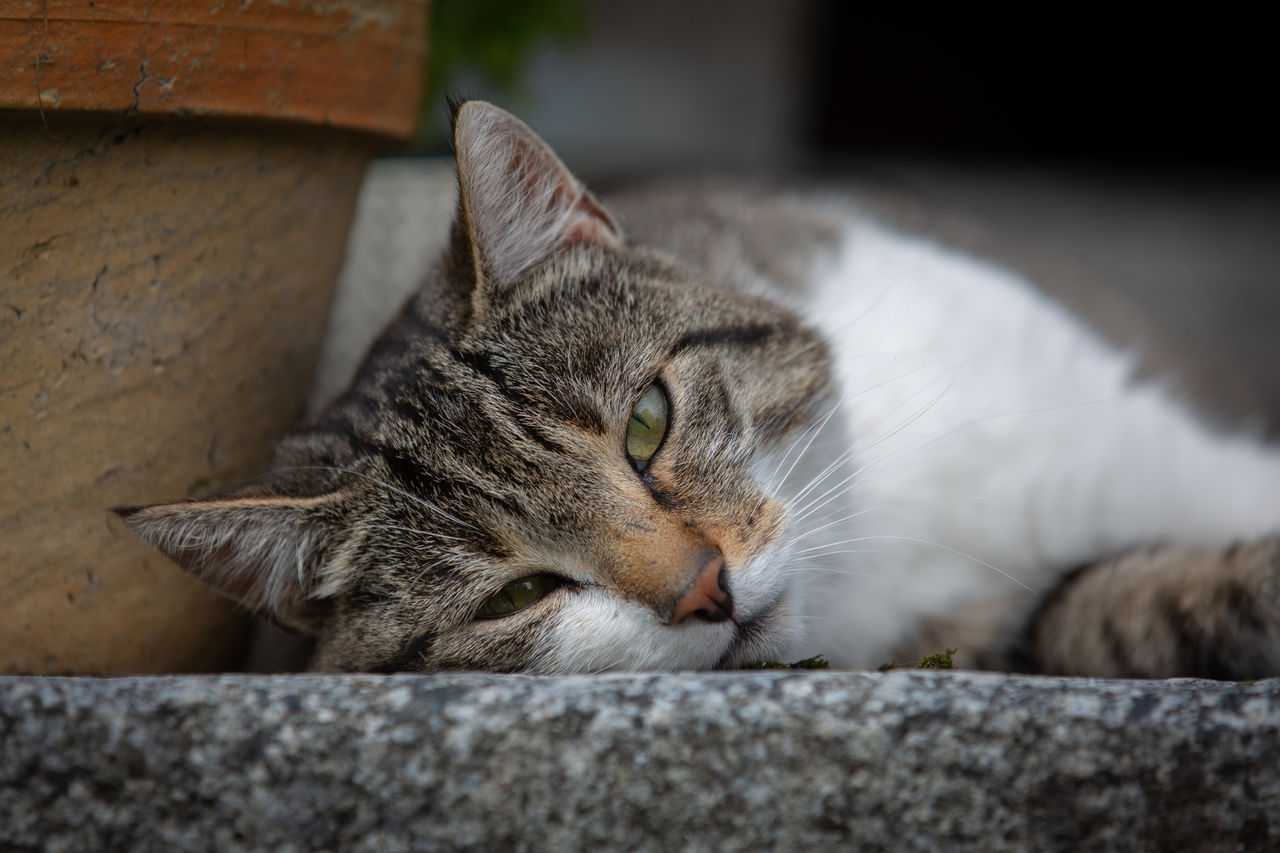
(475, 574, 562, 620)
(626, 382, 668, 470)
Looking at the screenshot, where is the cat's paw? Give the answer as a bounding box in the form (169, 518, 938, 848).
(1030, 539, 1280, 679)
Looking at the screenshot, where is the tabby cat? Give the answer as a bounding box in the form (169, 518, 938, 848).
(118, 101, 1280, 677)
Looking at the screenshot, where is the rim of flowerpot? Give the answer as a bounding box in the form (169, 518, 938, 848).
(0, 0, 427, 140)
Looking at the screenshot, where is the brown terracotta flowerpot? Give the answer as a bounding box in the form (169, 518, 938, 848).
(0, 1, 427, 673)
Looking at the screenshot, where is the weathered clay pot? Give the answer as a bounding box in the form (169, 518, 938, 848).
(0, 2, 427, 673)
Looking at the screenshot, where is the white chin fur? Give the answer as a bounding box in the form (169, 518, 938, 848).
(537, 550, 800, 673)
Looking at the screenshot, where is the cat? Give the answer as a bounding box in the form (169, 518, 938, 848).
(117, 100, 1280, 677)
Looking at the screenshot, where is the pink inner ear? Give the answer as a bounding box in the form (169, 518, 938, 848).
(510, 141, 617, 249)
(561, 189, 621, 248)
(562, 215, 613, 248)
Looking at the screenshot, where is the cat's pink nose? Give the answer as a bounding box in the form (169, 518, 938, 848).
(671, 553, 733, 624)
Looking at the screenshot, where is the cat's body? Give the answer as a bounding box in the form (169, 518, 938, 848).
(613, 182, 1280, 674)
(121, 102, 1280, 677)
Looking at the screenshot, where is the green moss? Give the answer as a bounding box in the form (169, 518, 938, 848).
(917, 647, 958, 670)
(877, 661, 897, 672)
(745, 655, 830, 670)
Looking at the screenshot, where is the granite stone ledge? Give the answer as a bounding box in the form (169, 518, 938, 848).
(2, 672, 1278, 851)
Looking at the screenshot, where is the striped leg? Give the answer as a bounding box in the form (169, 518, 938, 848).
(1024, 540, 1280, 679)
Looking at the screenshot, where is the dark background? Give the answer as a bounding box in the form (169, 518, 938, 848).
(810, 6, 1276, 167)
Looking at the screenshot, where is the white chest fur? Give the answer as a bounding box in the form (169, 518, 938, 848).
(780, 216, 1280, 667)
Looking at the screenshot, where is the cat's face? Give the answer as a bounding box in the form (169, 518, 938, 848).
(120, 101, 833, 672)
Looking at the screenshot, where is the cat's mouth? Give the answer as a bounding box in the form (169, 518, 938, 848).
(712, 590, 790, 669)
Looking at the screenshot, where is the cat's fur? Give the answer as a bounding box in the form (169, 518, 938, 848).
(119, 101, 1280, 677)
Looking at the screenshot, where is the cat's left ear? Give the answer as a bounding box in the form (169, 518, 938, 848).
(452, 99, 623, 293)
(114, 481, 355, 633)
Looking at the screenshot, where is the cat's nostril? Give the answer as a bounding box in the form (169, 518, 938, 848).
(671, 553, 734, 624)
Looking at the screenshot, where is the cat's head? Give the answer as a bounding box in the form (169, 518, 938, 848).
(119, 101, 834, 672)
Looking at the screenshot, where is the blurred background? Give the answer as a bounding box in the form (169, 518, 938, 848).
(323, 1, 1279, 438)
(415, 1, 1277, 174)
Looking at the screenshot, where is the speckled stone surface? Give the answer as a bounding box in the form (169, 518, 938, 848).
(3, 672, 1278, 851)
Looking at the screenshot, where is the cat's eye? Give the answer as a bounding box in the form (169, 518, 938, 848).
(475, 574, 563, 620)
(626, 382, 668, 470)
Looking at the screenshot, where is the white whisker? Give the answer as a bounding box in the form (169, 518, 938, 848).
(785, 444, 859, 510)
(278, 465, 479, 530)
(779, 275, 903, 366)
(393, 558, 453, 618)
(797, 548, 932, 573)
(794, 566, 877, 579)
(789, 505, 889, 544)
(796, 534, 1034, 592)
(767, 395, 846, 493)
(785, 369, 962, 524)
(850, 395, 1115, 487)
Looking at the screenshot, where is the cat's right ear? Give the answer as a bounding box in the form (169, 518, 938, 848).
(451, 99, 622, 297)
(113, 483, 355, 633)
